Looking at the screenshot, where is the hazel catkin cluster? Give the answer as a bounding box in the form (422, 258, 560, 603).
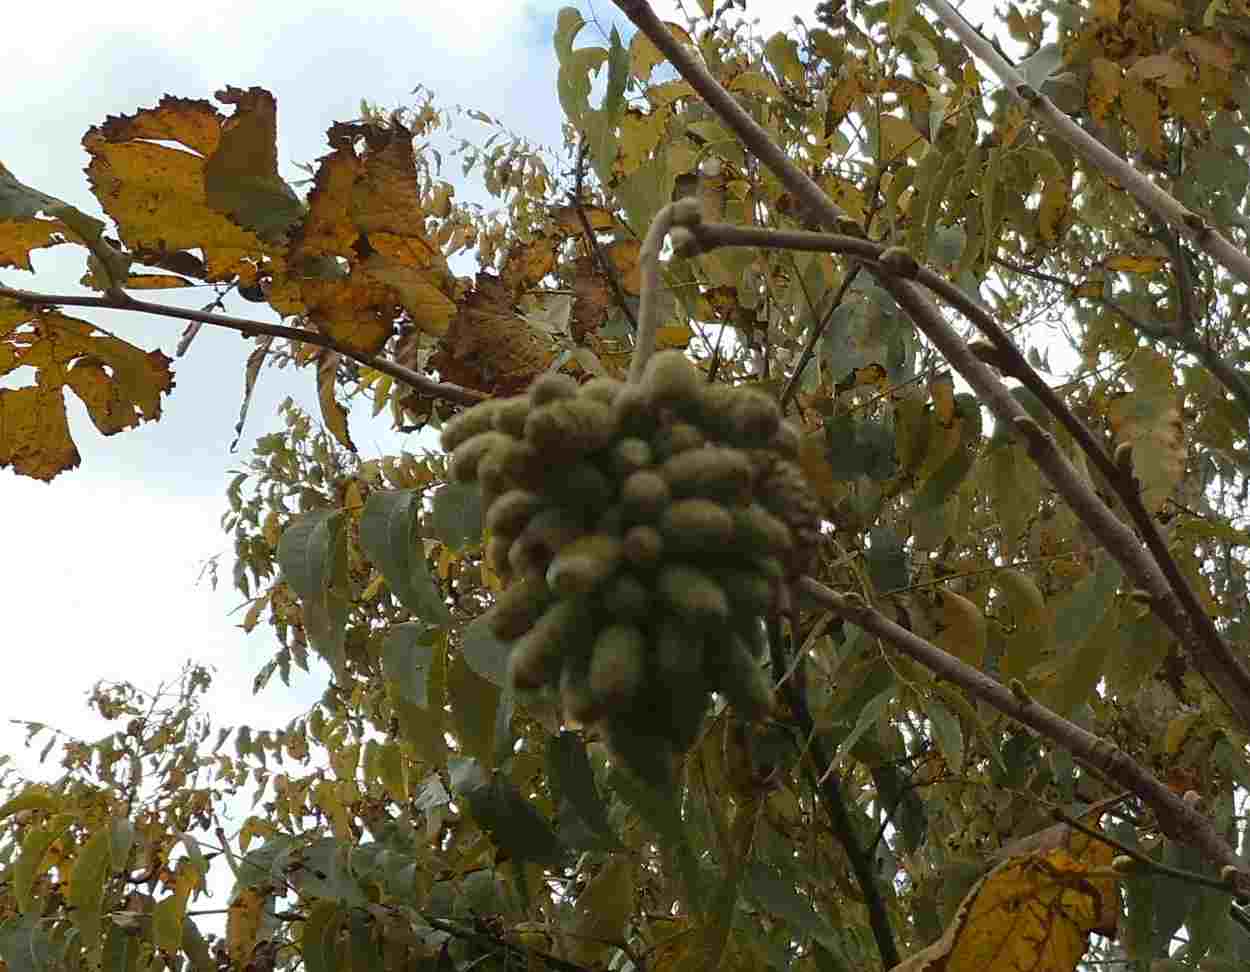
(440, 351, 817, 781)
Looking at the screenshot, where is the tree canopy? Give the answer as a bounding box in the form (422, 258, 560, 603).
(3, 1, 1250, 971)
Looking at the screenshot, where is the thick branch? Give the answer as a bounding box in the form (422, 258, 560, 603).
(921, 0, 1250, 289)
(0, 285, 486, 407)
(796, 576, 1249, 889)
(682, 221, 1250, 732)
(608, 0, 1250, 732)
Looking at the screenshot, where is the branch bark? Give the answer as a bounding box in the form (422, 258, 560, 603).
(796, 577, 1249, 890)
(609, 0, 1250, 734)
(0, 285, 486, 407)
(921, 0, 1250, 290)
(611, 0, 1250, 886)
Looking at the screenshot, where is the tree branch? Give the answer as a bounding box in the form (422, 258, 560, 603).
(680, 220, 1250, 733)
(0, 285, 486, 407)
(796, 577, 1250, 891)
(921, 0, 1250, 289)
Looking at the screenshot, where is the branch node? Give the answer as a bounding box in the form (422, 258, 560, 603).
(878, 246, 919, 278)
(1016, 83, 1042, 105)
(669, 226, 702, 259)
(671, 196, 703, 227)
(1114, 441, 1134, 476)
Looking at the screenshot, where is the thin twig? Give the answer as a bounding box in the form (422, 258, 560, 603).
(0, 285, 485, 407)
(778, 264, 862, 414)
(1053, 808, 1234, 895)
(571, 138, 638, 332)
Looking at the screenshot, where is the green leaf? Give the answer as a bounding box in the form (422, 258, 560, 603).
(381, 623, 438, 708)
(864, 527, 908, 593)
(462, 773, 566, 868)
(448, 653, 500, 767)
(832, 688, 892, 769)
(107, 818, 134, 871)
(545, 732, 619, 848)
(744, 862, 842, 951)
(151, 895, 185, 953)
(277, 509, 349, 681)
(913, 393, 981, 513)
(301, 900, 346, 972)
(460, 612, 510, 687)
(824, 414, 896, 482)
(0, 915, 57, 972)
(566, 855, 634, 964)
(924, 698, 963, 771)
(101, 923, 141, 972)
(180, 919, 216, 972)
(996, 568, 1052, 680)
(428, 482, 482, 554)
(349, 910, 381, 972)
(67, 826, 112, 956)
(359, 489, 449, 623)
(0, 787, 59, 821)
(15, 813, 75, 911)
(383, 624, 448, 765)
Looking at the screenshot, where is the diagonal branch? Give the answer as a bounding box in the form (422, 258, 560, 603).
(796, 576, 1249, 893)
(608, 0, 1250, 735)
(921, 0, 1250, 289)
(0, 285, 486, 407)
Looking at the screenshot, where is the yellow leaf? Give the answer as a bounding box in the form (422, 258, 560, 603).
(1105, 254, 1166, 273)
(1087, 58, 1121, 121)
(656, 322, 693, 349)
(1120, 78, 1163, 157)
(227, 887, 265, 964)
(567, 856, 635, 965)
(893, 848, 1115, 971)
(878, 115, 927, 162)
(317, 350, 356, 452)
(629, 21, 694, 80)
(935, 590, 987, 669)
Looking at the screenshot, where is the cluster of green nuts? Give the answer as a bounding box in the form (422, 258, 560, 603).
(440, 351, 817, 779)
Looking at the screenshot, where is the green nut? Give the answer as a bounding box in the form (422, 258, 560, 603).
(509, 508, 587, 575)
(651, 422, 705, 461)
(487, 573, 553, 641)
(486, 490, 546, 539)
(588, 624, 648, 711)
(601, 572, 651, 621)
(622, 525, 664, 568)
(641, 350, 701, 412)
(660, 498, 736, 553)
(492, 396, 531, 437)
(508, 598, 595, 692)
(528, 371, 580, 406)
(707, 634, 774, 721)
(611, 437, 654, 477)
(579, 377, 625, 405)
(661, 446, 753, 503)
(449, 431, 511, 483)
(440, 400, 504, 452)
(708, 566, 774, 616)
(657, 563, 730, 628)
(731, 504, 794, 556)
(612, 384, 659, 439)
(546, 533, 624, 596)
(525, 398, 618, 456)
(622, 470, 672, 522)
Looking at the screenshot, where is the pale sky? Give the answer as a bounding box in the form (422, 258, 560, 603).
(0, 1, 827, 777)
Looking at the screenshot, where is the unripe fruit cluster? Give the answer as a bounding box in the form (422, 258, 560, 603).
(441, 351, 815, 779)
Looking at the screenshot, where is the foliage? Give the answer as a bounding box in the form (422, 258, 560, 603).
(4, 1, 1250, 972)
